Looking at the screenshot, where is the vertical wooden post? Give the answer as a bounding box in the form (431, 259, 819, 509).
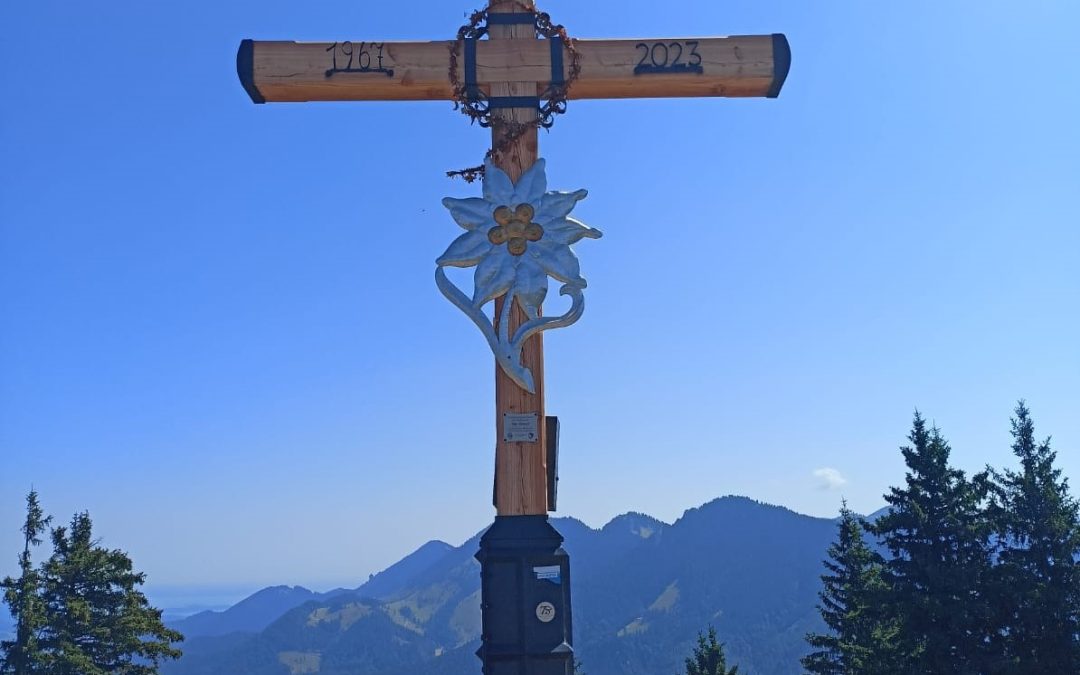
(479, 10, 574, 673)
(489, 0, 548, 516)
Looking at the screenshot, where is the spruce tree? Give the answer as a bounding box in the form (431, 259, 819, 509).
(37, 512, 182, 674)
(869, 412, 995, 674)
(1, 490, 52, 675)
(803, 503, 903, 675)
(684, 627, 738, 675)
(990, 402, 1080, 672)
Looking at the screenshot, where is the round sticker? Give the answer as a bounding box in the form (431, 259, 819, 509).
(535, 601, 556, 623)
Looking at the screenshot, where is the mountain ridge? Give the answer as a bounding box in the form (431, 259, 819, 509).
(170, 539, 454, 639)
(163, 496, 873, 675)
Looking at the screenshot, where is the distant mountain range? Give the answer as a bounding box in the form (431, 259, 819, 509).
(170, 540, 454, 639)
(161, 496, 852, 675)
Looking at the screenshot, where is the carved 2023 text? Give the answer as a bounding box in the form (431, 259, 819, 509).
(634, 41, 703, 75)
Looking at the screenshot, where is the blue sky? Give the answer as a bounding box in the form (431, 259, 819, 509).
(2, 0, 1078, 597)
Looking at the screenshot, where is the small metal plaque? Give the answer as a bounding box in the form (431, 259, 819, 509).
(535, 601, 556, 623)
(503, 413, 539, 443)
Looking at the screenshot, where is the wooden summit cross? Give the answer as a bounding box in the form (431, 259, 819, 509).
(237, 3, 788, 516)
(238, 3, 787, 671)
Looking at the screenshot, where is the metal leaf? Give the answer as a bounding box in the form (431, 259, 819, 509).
(436, 229, 492, 267)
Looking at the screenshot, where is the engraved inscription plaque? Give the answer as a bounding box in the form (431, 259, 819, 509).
(503, 412, 539, 443)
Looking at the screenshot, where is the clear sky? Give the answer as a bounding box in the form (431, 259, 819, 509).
(2, 0, 1078, 597)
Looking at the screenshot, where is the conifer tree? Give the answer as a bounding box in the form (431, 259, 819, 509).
(990, 402, 1080, 672)
(1, 490, 52, 675)
(802, 503, 903, 675)
(684, 627, 738, 675)
(36, 512, 183, 674)
(869, 412, 995, 674)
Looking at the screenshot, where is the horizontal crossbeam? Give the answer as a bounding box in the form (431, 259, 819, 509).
(237, 35, 789, 104)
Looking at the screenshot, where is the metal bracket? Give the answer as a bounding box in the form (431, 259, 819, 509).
(461, 32, 566, 117)
(546, 416, 559, 511)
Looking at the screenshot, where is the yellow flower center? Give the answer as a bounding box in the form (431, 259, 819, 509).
(489, 204, 543, 256)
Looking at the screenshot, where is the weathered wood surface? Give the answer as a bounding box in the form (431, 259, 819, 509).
(238, 34, 789, 103)
(489, 1, 549, 517)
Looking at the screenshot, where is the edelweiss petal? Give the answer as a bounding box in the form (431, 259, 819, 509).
(543, 217, 603, 246)
(482, 161, 515, 205)
(472, 247, 516, 307)
(511, 158, 547, 206)
(442, 197, 495, 231)
(537, 189, 588, 222)
(513, 258, 549, 317)
(529, 240, 585, 287)
(437, 229, 492, 267)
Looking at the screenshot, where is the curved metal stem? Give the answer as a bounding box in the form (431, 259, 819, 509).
(436, 269, 588, 394)
(436, 267, 500, 354)
(436, 267, 535, 392)
(510, 284, 584, 353)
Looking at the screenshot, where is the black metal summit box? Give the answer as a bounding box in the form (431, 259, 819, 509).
(476, 516, 574, 675)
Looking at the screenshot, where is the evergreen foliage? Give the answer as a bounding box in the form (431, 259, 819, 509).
(868, 413, 995, 673)
(683, 627, 738, 675)
(989, 402, 1080, 672)
(1, 490, 52, 675)
(801, 504, 902, 675)
(1, 496, 182, 675)
(807, 404, 1080, 675)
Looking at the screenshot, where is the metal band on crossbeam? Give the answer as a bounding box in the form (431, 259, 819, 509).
(487, 96, 542, 109)
(486, 12, 537, 26)
(463, 37, 482, 102)
(549, 36, 565, 88)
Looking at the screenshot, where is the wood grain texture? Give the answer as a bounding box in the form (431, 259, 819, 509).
(239, 35, 788, 103)
(489, 0, 549, 517)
